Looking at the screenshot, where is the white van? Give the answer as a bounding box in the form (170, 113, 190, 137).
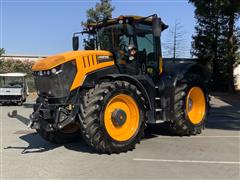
(0, 73, 28, 105)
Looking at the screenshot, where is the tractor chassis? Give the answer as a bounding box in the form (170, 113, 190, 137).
(29, 97, 78, 132)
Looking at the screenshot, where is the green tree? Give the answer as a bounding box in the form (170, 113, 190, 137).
(81, 0, 115, 49)
(0, 48, 6, 68)
(0, 48, 5, 56)
(223, 0, 240, 92)
(189, 0, 240, 92)
(82, 0, 115, 27)
(0, 59, 35, 92)
(0, 59, 34, 74)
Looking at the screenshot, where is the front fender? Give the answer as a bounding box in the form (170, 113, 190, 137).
(99, 74, 154, 112)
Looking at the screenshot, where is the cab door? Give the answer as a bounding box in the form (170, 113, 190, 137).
(135, 24, 160, 77)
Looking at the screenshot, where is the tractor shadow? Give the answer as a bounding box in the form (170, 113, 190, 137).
(206, 93, 240, 131)
(6, 93, 239, 154)
(6, 127, 169, 154)
(206, 105, 240, 131)
(4, 132, 96, 154)
(4, 132, 60, 154)
(144, 103, 240, 139)
(144, 122, 175, 139)
(6, 110, 95, 154)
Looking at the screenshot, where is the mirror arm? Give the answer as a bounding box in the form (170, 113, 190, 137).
(73, 32, 82, 37)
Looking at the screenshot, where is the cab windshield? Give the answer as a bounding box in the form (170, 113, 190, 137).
(0, 76, 24, 88)
(97, 24, 134, 55)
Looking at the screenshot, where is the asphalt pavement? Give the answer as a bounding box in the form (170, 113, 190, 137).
(0, 93, 239, 179)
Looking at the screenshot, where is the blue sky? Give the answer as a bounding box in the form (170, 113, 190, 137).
(1, 0, 239, 58)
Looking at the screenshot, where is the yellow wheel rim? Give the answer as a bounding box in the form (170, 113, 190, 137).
(186, 87, 206, 125)
(104, 94, 140, 142)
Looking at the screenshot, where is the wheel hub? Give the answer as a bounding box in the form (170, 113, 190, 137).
(104, 94, 140, 141)
(186, 87, 206, 125)
(188, 98, 193, 112)
(111, 109, 127, 127)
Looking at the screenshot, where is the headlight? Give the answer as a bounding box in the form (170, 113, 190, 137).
(33, 65, 62, 76)
(51, 68, 57, 74)
(33, 60, 77, 98)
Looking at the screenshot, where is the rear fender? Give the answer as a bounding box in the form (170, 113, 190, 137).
(173, 63, 209, 86)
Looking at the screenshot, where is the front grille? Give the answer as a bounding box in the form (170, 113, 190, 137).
(0, 95, 22, 101)
(33, 60, 77, 98)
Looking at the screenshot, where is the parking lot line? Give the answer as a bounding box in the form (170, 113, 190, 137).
(154, 135, 240, 139)
(133, 158, 240, 165)
(208, 120, 240, 122)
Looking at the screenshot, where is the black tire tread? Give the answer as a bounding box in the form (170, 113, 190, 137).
(169, 73, 209, 136)
(79, 80, 147, 154)
(36, 124, 81, 144)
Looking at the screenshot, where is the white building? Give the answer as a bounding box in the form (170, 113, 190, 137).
(0, 54, 46, 62)
(234, 64, 240, 91)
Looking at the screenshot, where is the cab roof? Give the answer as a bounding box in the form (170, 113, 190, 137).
(87, 15, 168, 30)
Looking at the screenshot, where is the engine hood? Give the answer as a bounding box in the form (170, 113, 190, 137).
(32, 50, 115, 91)
(32, 50, 113, 71)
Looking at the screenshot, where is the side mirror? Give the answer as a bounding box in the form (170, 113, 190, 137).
(152, 16, 161, 37)
(72, 36, 79, 51)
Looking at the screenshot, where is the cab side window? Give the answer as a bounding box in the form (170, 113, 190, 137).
(136, 24, 158, 75)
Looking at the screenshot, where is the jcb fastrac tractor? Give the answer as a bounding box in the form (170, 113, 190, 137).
(30, 15, 209, 153)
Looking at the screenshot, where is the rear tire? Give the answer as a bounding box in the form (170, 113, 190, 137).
(169, 73, 209, 136)
(79, 80, 147, 154)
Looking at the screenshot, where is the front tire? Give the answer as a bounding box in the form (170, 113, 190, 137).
(79, 80, 147, 154)
(36, 123, 81, 144)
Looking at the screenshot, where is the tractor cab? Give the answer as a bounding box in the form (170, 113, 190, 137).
(73, 15, 168, 77)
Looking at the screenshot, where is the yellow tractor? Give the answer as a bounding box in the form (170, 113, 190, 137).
(30, 15, 209, 153)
